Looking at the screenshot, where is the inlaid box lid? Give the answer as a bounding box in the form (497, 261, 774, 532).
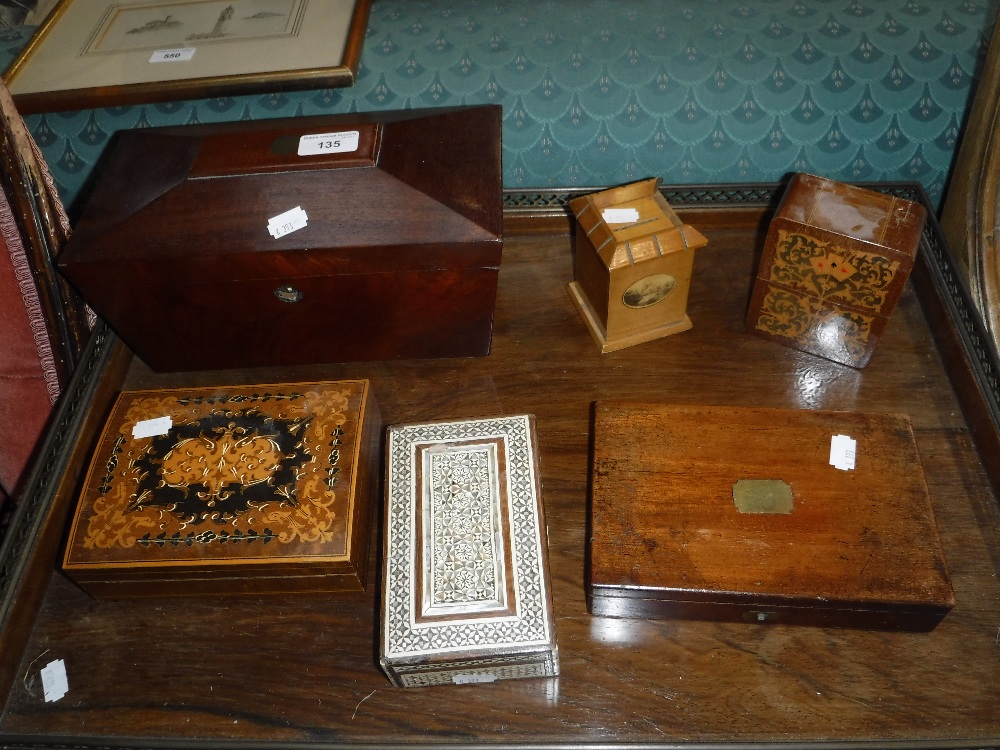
(62, 380, 378, 597)
(380, 415, 558, 686)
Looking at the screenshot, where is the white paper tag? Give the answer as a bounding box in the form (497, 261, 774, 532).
(149, 47, 196, 63)
(132, 416, 172, 439)
(452, 672, 497, 685)
(602, 207, 640, 224)
(268, 206, 308, 239)
(829, 434, 857, 471)
(297, 130, 360, 156)
(40, 659, 68, 702)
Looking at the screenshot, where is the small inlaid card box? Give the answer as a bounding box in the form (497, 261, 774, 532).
(746, 173, 926, 368)
(587, 403, 954, 631)
(62, 380, 379, 598)
(380, 415, 559, 687)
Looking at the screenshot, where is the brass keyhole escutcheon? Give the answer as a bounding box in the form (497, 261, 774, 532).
(274, 285, 303, 303)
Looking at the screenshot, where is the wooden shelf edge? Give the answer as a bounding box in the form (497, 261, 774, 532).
(0, 323, 129, 708)
(0, 182, 999, 749)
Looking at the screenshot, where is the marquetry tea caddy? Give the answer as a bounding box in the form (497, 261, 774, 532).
(746, 173, 927, 368)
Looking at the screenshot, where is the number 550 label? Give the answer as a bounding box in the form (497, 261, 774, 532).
(298, 130, 359, 156)
(149, 47, 196, 63)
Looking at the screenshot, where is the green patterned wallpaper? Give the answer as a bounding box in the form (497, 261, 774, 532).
(1, 0, 997, 214)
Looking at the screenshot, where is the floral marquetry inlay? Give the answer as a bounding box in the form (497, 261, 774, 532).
(768, 229, 900, 312)
(755, 288, 875, 362)
(74, 382, 368, 555)
(159, 429, 285, 507)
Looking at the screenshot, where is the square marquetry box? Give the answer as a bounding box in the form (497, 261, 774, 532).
(746, 173, 926, 368)
(587, 403, 955, 631)
(62, 380, 379, 598)
(58, 106, 503, 371)
(380, 415, 559, 687)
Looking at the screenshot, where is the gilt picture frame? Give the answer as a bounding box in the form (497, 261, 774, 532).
(3, 0, 370, 114)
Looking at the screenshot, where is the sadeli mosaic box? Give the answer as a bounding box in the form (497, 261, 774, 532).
(379, 414, 559, 687)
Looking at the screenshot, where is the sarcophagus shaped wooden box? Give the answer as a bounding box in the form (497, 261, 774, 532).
(62, 380, 379, 598)
(380, 415, 559, 687)
(587, 402, 954, 631)
(58, 106, 503, 372)
(746, 173, 926, 368)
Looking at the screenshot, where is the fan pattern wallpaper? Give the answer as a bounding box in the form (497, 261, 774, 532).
(0, 0, 997, 213)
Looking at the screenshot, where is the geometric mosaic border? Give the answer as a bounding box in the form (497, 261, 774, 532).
(382, 415, 553, 659)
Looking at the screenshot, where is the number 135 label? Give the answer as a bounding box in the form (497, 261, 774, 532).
(298, 130, 360, 156)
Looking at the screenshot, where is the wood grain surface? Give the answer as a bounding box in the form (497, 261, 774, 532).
(588, 403, 954, 630)
(2, 214, 999, 746)
(58, 106, 504, 371)
(746, 174, 926, 369)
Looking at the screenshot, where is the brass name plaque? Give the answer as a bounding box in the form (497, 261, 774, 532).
(733, 479, 793, 514)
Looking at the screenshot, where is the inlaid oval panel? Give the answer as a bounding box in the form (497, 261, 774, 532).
(622, 273, 676, 308)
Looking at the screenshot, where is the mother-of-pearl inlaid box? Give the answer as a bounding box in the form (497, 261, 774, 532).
(379, 415, 559, 688)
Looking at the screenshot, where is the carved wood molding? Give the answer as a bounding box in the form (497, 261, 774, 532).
(940, 19, 1000, 352)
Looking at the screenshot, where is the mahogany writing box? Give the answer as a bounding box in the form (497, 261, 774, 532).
(587, 403, 954, 631)
(746, 173, 926, 368)
(57, 106, 503, 372)
(62, 380, 379, 598)
(380, 415, 559, 687)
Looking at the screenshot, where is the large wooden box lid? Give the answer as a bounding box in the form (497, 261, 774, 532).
(60, 106, 502, 280)
(62, 380, 379, 598)
(588, 403, 954, 631)
(380, 415, 559, 687)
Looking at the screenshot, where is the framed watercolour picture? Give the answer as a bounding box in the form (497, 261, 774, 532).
(3, 0, 370, 114)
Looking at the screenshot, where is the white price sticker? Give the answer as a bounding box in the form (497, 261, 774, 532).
(268, 206, 308, 239)
(132, 416, 172, 439)
(452, 672, 497, 685)
(829, 434, 857, 471)
(602, 207, 640, 224)
(149, 47, 196, 63)
(297, 130, 360, 156)
(41, 659, 68, 703)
